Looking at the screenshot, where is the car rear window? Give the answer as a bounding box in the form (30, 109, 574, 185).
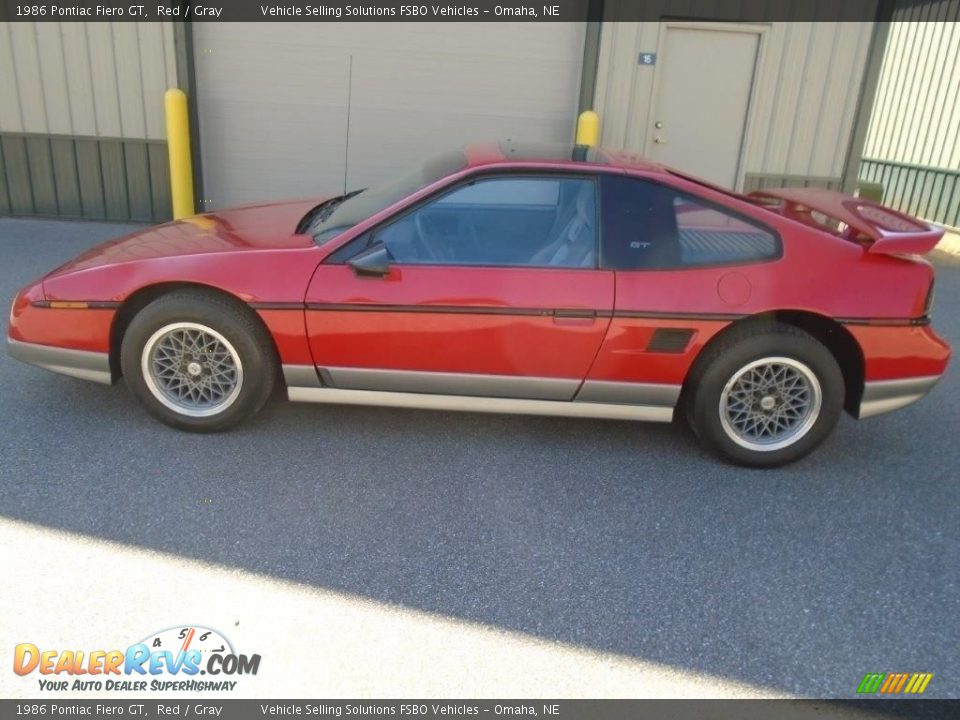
(600, 175, 781, 270)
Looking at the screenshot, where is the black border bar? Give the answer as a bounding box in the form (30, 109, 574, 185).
(0, 0, 923, 23)
(1, 699, 958, 719)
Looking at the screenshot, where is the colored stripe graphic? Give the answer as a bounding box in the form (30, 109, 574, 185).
(906, 673, 933, 694)
(858, 672, 932, 694)
(857, 673, 885, 693)
(880, 674, 897, 693)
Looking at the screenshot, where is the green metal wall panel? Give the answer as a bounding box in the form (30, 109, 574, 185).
(1, 136, 33, 215)
(0, 141, 10, 215)
(124, 142, 154, 222)
(0, 132, 171, 222)
(74, 138, 107, 219)
(25, 137, 59, 215)
(98, 141, 130, 221)
(148, 143, 172, 223)
(50, 138, 83, 218)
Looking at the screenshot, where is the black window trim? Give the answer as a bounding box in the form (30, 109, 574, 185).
(324, 169, 607, 271)
(598, 174, 784, 272)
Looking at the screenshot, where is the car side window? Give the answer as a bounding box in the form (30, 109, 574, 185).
(600, 175, 779, 270)
(366, 176, 597, 269)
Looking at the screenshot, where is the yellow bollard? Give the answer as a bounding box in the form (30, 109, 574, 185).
(575, 110, 600, 148)
(164, 88, 195, 220)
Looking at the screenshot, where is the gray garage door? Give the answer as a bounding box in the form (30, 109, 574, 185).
(192, 23, 585, 210)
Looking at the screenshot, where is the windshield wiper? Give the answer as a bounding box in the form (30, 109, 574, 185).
(296, 198, 338, 234)
(295, 189, 364, 234)
(317, 190, 363, 220)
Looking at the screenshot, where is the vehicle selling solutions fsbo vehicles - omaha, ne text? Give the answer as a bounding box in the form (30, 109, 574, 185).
(7, 142, 951, 466)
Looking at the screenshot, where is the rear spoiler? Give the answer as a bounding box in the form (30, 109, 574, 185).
(748, 187, 943, 255)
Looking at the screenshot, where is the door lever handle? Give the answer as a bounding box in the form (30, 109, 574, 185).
(553, 308, 597, 320)
(554, 308, 597, 321)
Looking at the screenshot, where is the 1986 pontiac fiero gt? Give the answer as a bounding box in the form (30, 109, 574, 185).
(8, 143, 951, 466)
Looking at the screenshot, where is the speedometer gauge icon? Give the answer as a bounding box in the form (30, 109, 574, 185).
(139, 625, 234, 657)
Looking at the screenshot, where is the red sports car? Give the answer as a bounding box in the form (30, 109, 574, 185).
(7, 142, 951, 466)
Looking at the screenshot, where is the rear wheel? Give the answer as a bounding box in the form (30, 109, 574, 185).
(686, 323, 844, 467)
(121, 291, 276, 432)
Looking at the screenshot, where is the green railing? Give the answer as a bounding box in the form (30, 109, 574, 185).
(859, 158, 960, 229)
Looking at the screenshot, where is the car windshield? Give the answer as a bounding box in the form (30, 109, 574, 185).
(308, 150, 467, 243)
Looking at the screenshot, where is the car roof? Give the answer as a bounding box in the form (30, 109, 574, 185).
(462, 141, 667, 174)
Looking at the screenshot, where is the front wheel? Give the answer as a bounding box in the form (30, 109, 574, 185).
(686, 323, 844, 467)
(121, 291, 276, 432)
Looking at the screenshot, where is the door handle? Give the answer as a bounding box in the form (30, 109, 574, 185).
(553, 309, 597, 325)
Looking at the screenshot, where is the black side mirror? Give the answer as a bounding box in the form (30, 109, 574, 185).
(348, 244, 390, 278)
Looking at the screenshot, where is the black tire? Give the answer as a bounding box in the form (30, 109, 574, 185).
(120, 290, 276, 432)
(685, 322, 844, 467)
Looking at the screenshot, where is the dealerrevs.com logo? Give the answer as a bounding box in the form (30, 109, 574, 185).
(13, 626, 261, 692)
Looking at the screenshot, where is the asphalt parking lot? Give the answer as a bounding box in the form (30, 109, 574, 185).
(1, 217, 958, 699)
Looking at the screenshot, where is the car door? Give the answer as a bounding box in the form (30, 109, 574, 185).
(304, 173, 614, 401)
(583, 173, 782, 396)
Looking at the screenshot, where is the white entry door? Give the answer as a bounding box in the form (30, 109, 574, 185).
(647, 26, 760, 188)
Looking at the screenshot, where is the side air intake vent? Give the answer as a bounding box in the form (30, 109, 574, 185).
(647, 328, 694, 353)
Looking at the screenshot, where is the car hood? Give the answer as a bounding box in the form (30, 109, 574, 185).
(46, 198, 326, 278)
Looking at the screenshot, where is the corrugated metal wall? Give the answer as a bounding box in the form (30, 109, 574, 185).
(593, 2, 877, 191)
(859, 3, 960, 227)
(0, 22, 177, 221)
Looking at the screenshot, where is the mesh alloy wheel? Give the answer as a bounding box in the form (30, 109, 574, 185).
(140, 322, 244, 418)
(718, 356, 823, 452)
